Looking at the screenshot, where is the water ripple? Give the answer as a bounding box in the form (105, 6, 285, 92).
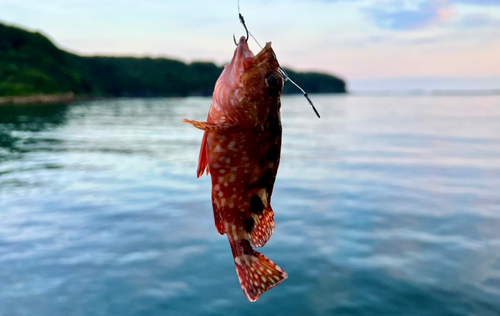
(1, 96, 500, 315)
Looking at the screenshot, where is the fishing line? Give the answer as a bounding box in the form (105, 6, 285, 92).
(278, 68, 321, 118)
(236, 0, 321, 119)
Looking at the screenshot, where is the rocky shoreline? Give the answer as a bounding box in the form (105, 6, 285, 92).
(0, 92, 75, 106)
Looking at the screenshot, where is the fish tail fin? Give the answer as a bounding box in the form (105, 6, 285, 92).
(230, 239, 287, 302)
(197, 131, 209, 178)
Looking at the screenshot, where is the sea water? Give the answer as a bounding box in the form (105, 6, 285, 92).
(0, 94, 499, 315)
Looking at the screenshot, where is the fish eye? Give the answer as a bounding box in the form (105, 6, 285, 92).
(265, 72, 282, 90)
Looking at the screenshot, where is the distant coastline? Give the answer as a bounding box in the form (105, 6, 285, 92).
(0, 92, 75, 106)
(0, 22, 346, 100)
(349, 89, 500, 96)
(349, 77, 500, 93)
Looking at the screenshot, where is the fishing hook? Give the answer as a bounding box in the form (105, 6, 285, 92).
(239, 13, 249, 42)
(233, 14, 249, 46)
(236, 0, 320, 118)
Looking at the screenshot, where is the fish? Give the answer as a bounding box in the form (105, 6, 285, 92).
(183, 36, 287, 302)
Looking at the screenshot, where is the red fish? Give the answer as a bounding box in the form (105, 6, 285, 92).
(183, 36, 287, 301)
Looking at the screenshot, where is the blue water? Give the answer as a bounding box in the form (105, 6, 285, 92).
(1, 95, 500, 316)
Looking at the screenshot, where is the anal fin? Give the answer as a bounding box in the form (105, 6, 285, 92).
(212, 201, 225, 235)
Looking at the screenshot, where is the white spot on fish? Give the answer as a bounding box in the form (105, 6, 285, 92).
(228, 141, 237, 152)
(221, 198, 226, 207)
(214, 145, 225, 153)
(258, 189, 268, 206)
(214, 184, 220, 191)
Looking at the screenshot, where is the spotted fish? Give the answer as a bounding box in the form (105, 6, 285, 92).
(183, 36, 287, 301)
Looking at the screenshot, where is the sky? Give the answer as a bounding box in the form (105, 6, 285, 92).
(1, 0, 500, 91)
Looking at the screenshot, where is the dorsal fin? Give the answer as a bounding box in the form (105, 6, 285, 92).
(250, 207, 275, 247)
(244, 189, 275, 248)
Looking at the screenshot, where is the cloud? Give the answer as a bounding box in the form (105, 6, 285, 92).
(364, 0, 500, 32)
(459, 13, 500, 28)
(452, 0, 500, 5)
(366, 1, 442, 31)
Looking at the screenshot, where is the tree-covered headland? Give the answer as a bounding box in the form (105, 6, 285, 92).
(0, 22, 346, 98)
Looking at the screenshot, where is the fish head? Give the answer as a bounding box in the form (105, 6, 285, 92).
(213, 36, 283, 130)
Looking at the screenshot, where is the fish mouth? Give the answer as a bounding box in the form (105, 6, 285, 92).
(234, 36, 255, 61)
(234, 36, 275, 69)
(225, 36, 279, 85)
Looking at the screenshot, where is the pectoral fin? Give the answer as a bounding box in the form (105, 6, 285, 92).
(182, 119, 235, 132)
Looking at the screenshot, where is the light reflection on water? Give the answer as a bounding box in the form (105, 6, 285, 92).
(1, 95, 500, 315)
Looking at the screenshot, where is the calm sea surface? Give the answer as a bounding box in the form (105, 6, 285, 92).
(1, 95, 500, 316)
